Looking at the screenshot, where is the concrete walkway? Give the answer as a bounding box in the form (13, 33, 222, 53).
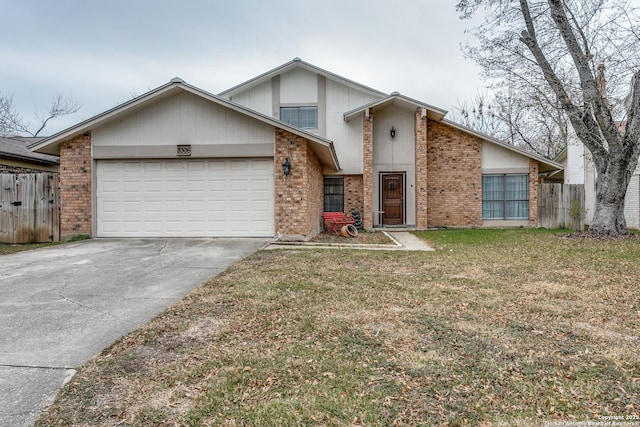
(266, 231, 434, 251)
(386, 231, 435, 251)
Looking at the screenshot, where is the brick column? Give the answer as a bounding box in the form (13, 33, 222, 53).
(363, 111, 374, 229)
(59, 133, 92, 240)
(274, 128, 323, 240)
(415, 110, 428, 229)
(529, 159, 539, 226)
(343, 175, 364, 216)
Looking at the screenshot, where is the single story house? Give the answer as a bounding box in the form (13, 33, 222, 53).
(31, 58, 563, 241)
(1, 136, 58, 173)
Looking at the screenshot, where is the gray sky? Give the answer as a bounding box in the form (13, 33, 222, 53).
(1, 0, 486, 136)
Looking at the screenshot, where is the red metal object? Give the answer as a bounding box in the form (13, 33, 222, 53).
(322, 212, 355, 234)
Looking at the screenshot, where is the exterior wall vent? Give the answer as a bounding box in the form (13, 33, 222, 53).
(177, 145, 192, 157)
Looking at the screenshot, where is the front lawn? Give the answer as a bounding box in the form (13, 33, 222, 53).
(37, 229, 640, 426)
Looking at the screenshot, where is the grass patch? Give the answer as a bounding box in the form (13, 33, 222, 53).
(36, 229, 640, 426)
(66, 234, 91, 242)
(0, 241, 59, 255)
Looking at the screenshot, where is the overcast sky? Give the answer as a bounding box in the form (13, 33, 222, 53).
(1, 0, 487, 136)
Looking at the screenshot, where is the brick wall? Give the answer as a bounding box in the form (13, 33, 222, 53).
(59, 134, 92, 240)
(274, 129, 324, 240)
(529, 159, 539, 225)
(363, 112, 374, 229)
(306, 142, 324, 237)
(344, 175, 364, 216)
(415, 110, 428, 228)
(426, 120, 482, 227)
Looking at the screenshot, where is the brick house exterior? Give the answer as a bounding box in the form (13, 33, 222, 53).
(58, 134, 92, 240)
(32, 58, 562, 241)
(426, 120, 483, 227)
(274, 129, 324, 240)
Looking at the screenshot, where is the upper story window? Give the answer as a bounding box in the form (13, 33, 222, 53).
(280, 106, 318, 129)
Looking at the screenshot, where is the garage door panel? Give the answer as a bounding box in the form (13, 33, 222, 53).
(144, 221, 162, 233)
(123, 201, 142, 212)
(165, 180, 183, 192)
(123, 162, 142, 172)
(97, 159, 274, 237)
(144, 181, 162, 192)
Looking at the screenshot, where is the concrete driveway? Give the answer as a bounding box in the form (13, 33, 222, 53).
(0, 238, 270, 427)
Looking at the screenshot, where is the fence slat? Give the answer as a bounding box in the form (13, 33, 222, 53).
(0, 173, 60, 243)
(538, 183, 585, 229)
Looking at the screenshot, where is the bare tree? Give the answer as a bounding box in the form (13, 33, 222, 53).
(458, 0, 640, 236)
(455, 89, 570, 158)
(0, 92, 24, 137)
(0, 92, 80, 137)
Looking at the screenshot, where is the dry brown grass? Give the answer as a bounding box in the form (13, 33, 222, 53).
(309, 229, 394, 245)
(36, 229, 640, 426)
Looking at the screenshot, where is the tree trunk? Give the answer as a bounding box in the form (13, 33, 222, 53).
(589, 160, 630, 236)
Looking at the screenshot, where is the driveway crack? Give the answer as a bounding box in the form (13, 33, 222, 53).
(0, 363, 74, 370)
(58, 273, 137, 325)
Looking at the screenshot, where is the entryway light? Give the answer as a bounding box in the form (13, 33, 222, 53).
(390, 126, 396, 138)
(282, 158, 291, 176)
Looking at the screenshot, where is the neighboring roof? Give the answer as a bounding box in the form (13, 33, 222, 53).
(219, 57, 388, 99)
(30, 79, 340, 171)
(343, 92, 447, 122)
(441, 119, 564, 173)
(0, 136, 59, 165)
(554, 146, 567, 163)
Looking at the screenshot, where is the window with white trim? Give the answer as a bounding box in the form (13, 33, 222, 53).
(280, 106, 318, 129)
(482, 174, 529, 219)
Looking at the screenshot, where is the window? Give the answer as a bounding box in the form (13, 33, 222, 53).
(280, 106, 318, 129)
(482, 174, 529, 219)
(324, 176, 344, 212)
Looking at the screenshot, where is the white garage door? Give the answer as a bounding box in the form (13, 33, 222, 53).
(96, 159, 274, 237)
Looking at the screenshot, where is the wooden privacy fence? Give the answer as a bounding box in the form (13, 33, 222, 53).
(538, 183, 585, 230)
(0, 173, 60, 243)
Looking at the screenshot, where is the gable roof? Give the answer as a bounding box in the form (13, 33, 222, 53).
(441, 119, 564, 173)
(30, 79, 340, 171)
(342, 92, 562, 172)
(0, 136, 59, 165)
(343, 92, 448, 122)
(219, 57, 388, 99)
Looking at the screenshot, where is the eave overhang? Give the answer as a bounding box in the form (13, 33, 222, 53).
(343, 93, 448, 122)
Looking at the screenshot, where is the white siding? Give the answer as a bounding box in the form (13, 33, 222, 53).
(482, 143, 530, 171)
(325, 79, 382, 174)
(93, 91, 274, 148)
(372, 107, 416, 226)
(280, 68, 317, 104)
(229, 80, 272, 116)
(565, 140, 585, 184)
(625, 175, 640, 229)
(585, 161, 596, 224)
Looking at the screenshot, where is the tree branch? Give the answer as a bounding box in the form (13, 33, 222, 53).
(546, 0, 622, 152)
(518, 0, 607, 164)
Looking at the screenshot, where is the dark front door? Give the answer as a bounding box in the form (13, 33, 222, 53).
(381, 174, 404, 225)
